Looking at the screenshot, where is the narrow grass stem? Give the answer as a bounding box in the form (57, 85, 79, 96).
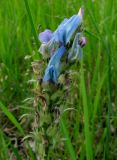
(23, 0, 39, 49)
(60, 116, 76, 160)
(80, 60, 93, 160)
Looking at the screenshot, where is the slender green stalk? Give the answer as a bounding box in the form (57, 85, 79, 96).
(103, 38, 112, 160)
(10, 143, 23, 160)
(0, 101, 24, 135)
(60, 116, 76, 160)
(23, 0, 39, 49)
(80, 60, 93, 160)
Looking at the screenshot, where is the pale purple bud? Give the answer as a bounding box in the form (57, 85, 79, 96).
(79, 37, 87, 47)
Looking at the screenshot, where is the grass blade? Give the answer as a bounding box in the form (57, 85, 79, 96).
(10, 143, 23, 160)
(60, 116, 76, 160)
(80, 60, 93, 160)
(23, 0, 39, 49)
(0, 101, 24, 135)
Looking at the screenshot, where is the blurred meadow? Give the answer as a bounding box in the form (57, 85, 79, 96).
(0, 0, 117, 159)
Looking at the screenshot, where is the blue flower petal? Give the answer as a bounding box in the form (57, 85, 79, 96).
(43, 46, 66, 83)
(64, 15, 82, 44)
(68, 33, 83, 61)
(43, 65, 57, 83)
(46, 14, 82, 56)
(49, 14, 82, 45)
(58, 18, 68, 26)
(39, 29, 53, 43)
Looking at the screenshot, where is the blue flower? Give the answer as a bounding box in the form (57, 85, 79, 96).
(43, 46, 66, 83)
(39, 8, 85, 84)
(39, 8, 83, 56)
(68, 33, 83, 61)
(68, 34, 87, 61)
(39, 29, 53, 43)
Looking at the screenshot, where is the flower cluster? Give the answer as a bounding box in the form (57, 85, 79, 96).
(39, 8, 86, 84)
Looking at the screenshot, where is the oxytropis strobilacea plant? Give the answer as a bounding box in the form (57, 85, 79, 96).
(32, 8, 86, 159)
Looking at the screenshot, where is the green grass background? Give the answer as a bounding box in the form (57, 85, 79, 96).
(0, 0, 117, 159)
